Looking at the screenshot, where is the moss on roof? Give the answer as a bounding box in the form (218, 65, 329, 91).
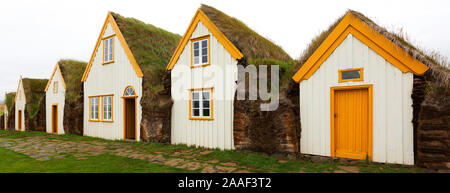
(110, 12, 181, 92)
(200, 4, 292, 64)
(294, 10, 449, 91)
(58, 59, 87, 102)
(4, 92, 15, 113)
(22, 78, 48, 119)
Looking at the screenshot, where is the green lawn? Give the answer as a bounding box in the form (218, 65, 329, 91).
(0, 130, 424, 173)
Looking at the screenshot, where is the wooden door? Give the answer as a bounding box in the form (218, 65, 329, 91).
(125, 99, 135, 139)
(52, 105, 57, 134)
(18, 110, 22, 131)
(334, 88, 369, 160)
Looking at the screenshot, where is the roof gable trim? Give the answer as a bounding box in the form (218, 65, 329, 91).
(44, 64, 66, 92)
(292, 12, 429, 83)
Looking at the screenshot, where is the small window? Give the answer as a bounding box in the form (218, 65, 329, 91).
(339, 68, 363, 82)
(102, 96, 113, 121)
(103, 36, 114, 64)
(53, 81, 58, 93)
(124, 86, 135, 97)
(191, 36, 210, 67)
(90, 97, 99, 121)
(190, 88, 213, 120)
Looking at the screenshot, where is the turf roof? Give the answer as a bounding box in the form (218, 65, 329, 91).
(57, 59, 87, 102)
(4, 92, 15, 112)
(200, 4, 292, 63)
(21, 78, 48, 119)
(110, 12, 181, 91)
(294, 10, 449, 88)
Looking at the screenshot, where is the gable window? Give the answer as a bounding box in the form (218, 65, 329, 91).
(189, 88, 213, 120)
(191, 35, 210, 68)
(103, 35, 114, 64)
(53, 81, 58, 94)
(102, 95, 113, 121)
(89, 96, 99, 121)
(339, 68, 364, 82)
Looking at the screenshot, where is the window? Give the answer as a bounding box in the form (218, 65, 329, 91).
(103, 35, 114, 64)
(102, 96, 113, 121)
(189, 88, 213, 120)
(89, 97, 99, 121)
(53, 81, 58, 93)
(124, 86, 135, 97)
(339, 68, 364, 82)
(191, 35, 210, 67)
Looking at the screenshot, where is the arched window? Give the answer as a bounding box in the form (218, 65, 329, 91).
(124, 86, 135, 97)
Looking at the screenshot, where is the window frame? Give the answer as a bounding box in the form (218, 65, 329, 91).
(53, 81, 58, 94)
(89, 96, 100, 122)
(190, 35, 210, 68)
(189, 87, 213, 120)
(102, 34, 115, 65)
(338, 68, 364, 82)
(101, 95, 114, 122)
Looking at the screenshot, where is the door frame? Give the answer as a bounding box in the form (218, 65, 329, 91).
(122, 96, 137, 141)
(18, 109, 22, 131)
(52, 104, 58, 134)
(330, 84, 373, 160)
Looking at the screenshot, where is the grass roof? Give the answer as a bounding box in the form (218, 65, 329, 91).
(200, 4, 292, 64)
(4, 92, 15, 112)
(58, 59, 87, 102)
(294, 10, 449, 91)
(110, 12, 181, 92)
(22, 78, 48, 119)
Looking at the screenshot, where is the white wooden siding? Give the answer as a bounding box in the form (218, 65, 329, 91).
(299, 34, 414, 165)
(83, 23, 143, 141)
(15, 80, 26, 131)
(45, 67, 65, 134)
(171, 21, 237, 150)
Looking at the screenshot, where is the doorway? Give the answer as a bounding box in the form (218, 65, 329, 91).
(331, 85, 373, 160)
(124, 98, 136, 140)
(52, 105, 58, 134)
(18, 110, 22, 131)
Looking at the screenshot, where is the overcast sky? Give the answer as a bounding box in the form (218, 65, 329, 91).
(0, 0, 449, 101)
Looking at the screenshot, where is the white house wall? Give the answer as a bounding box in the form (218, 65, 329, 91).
(299, 34, 414, 165)
(83, 23, 143, 141)
(45, 67, 65, 134)
(171, 21, 237, 150)
(15, 81, 26, 131)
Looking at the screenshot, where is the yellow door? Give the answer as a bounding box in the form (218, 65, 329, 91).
(334, 88, 369, 160)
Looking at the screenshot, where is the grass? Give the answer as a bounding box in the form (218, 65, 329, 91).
(4, 92, 15, 113)
(0, 131, 425, 173)
(21, 78, 48, 119)
(58, 59, 87, 102)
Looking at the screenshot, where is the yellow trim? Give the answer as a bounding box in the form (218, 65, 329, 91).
(166, 9, 243, 70)
(102, 34, 115, 65)
(44, 64, 66, 92)
(338, 68, 364, 82)
(88, 96, 100, 122)
(53, 81, 58, 94)
(190, 35, 211, 68)
(51, 103, 58, 134)
(292, 12, 429, 83)
(189, 87, 214, 121)
(123, 85, 137, 97)
(122, 97, 137, 141)
(330, 84, 373, 161)
(14, 76, 25, 103)
(100, 95, 114, 122)
(81, 12, 143, 82)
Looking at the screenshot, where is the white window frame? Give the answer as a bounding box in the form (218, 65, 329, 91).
(190, 88, 213, 120)
(103, 36, 114, 64)
(102, 96, 113, 121)
(191, 36, 209, 67)
(90, 97, 99, 121)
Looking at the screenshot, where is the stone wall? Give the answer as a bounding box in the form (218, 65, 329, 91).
(7, 106, 14, 130)
(63, 93, 84, 135)
(26, 99, 46, 132)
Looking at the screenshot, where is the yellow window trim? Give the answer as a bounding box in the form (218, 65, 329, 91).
(292, 12, 429, 83)
(53, 81, 58, 94)
(81, 12, 143, 82)
(102, 34, 116, 65)
(44, 64, 66, 92)
(330, 84, 373, 161)
(191, 35, 211, 68)
(101, 95, 114, 122)
(166, 9, 243, 71)
(89, 94, 114, 122)
(14, 77, 25, 102)
(189, 87, 214, 121)
(338, 68, 364, 82)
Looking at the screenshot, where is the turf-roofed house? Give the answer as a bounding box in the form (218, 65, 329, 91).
(292, 10, 449, 167)
(13, 76, 48, 132)
(0, 103, 6, 130)
(81, 12, 180, 141)
(4, 92, 15, 130)
(45, 59, 87, 135)
(167, 5, 297, 151)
